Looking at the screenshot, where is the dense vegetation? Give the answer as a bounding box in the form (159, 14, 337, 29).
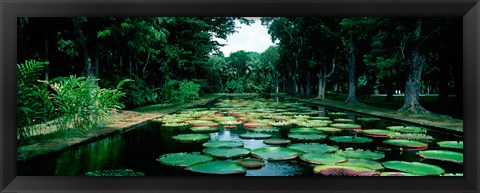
(17, 17, 462, 143)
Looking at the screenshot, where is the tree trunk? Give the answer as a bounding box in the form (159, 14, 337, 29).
(129, 55, 132, 77)
(306, 71, 311, 97)
(119, 56, 123, 76)
(399, 19, 430, 114)
(316, 70, 326, 100)
(384, 78, 394, 102)
(345, 33, 361, 104)
(142, 51, 151, 79)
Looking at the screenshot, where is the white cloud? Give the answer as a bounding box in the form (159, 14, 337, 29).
(214, 18, 276, 56)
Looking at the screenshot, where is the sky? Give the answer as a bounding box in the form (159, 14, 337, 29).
(214, 17, 277, 56)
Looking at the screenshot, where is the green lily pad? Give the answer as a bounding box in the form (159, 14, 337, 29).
(383, 139, 428, 149)
(251, 147, 302, 161)
(246, 127, 280, 133)
(330, 123, 361, 130)
(329, 136, 373, 144)
(300, 153, 347, 165)
(296, 120, 331, 127)
(288, 133, 327, 141)
(357, 117, 381, 122)
(328, 112, 348, 118)
(313, 165, 379, 176)
(388, 133, 434, 142)
(190, 120, 219, 127)
(157, 152, 213, 167)
(83, 169, 145, 176)
(417, 150, 463, 164)
(380, 172, 419, 176)
(333, 118, 354, 123)
(243, 122, 269, 129)
(240, 132, 273, 139)
(190, 126, 220, 133)
(213, 116, 237, 122)
(219, 120, 243, 125)
(203, 147, 251, 159)
(315, 127, 342, 134)
(382, 161, 445, 176)
(290, 127, 322, 133)
(203, 140, 244, 148)
(386, 126, 427, 133)
(361, 129, 398, 138)
(236, 158, 265, 169)
(437, 141, 463, 150)
(185, 161, 246, 175)
(263, 138, 291, 145)
(269, 120, 292, 127)
(172, 134, 211, 143)
(309, 116, 331, 120)
(337, 158, 384, 170)
(288, 143, 339, 153)
(442, 173, 463, 176)
(336, 149, 385, 160)
(162, 122, 190, 129)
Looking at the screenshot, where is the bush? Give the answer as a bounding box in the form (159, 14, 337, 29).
(224, 80, 244, 93)
(122, 77, 161, 108)
(162, 80, 200, 103)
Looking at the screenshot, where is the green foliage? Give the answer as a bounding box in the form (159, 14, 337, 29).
(122, 77, 161, 108)
(161, 80, 200, 103)
(224, 79, 244, 93)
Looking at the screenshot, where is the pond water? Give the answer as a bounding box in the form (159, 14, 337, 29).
(17, 96, 463, 176)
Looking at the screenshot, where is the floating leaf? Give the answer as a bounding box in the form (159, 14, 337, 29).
(288, 133, 327, 141)
(190, 126, 219, 133)
(382, 161, 445, 176)
(263, 138, 291, 145)
(380, 172, 419, 176)
(314, 127, 342, 134)
(243, 122, 269, 129)
(251, 147, 302, 161)
(203, 147, 250, 159)
(386, 126, 427, 133)
(240, 132, 273, 139)
(329, 136, 373, 144)
(288, 143, 339, 153)
(388, 133, 434, 142)
(172, 134, 211, 143)
(333, 118, 354, 123)
(442, 173, 463, 176)
(185, 161, 246, 175)
(290, 127, 322, 133)
(296, 120, 331, 127)
(336, 149, 385, 160)
(157, 152, 213, 167)
(309, 116, 330, 120)
(361, 129, 398, 138)
(313, 165, 379, 176)
(236, 158, 265, 169)
(383, 139, 428, 150)
(203, 141, 243, 148)
(300, 153, 347, 165)
(189, 120, 219, 127)
(337, 158, 384, 170)
(417, 150, 463, 164)
(246, 127, 280, 133)
(83, 169, 145, 176)
(437, 141, 463, 150)
(330, 123, 361, 130)
(357, 117, 381, 122)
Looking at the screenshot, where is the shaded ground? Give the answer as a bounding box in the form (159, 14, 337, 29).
(17, 95, 221, 161)
(281, 94, 463, 133)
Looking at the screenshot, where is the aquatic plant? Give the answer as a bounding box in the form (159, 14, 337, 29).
(190, 126, 220, 133)
(388, 133, 434, 142)
(386, 126, 427, 133)
(382, 161, 445, 176)
(288, 143, 339, 153)
(416, 150, 463, 164)
(172, 133, 211, 143)
(437, 141, 463, 150)
(382, 139, 428, 150)
(203, 147, 251, 159)
(289, 127, 322, 133)
(288, 133, 328, 141)
(157, 152, 213, 167)
(329, 136, 373, 144)
(299, 153, 347, 165)
(236, 158, 265, 169)
(83, 169, 145, 176)
(361, 129, 398, 138)
(203, 140, 244, 148)
(251, 147, 302, 161)
(336, 158, 384, 170)
(263, 138, 292, 145)
(330, 123, 361, 130)
(240, 132, 273, 139)
(313, 165, 379, 176)
(336, 149, 385, 160)
(185, 161, 246, 175)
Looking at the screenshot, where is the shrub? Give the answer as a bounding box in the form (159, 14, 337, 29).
(224, 79, 244, 93)
(122, 77, 161, 108)
(161, 80, 200, 103)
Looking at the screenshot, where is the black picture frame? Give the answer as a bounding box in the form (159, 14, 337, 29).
(1, 0, 478, 192)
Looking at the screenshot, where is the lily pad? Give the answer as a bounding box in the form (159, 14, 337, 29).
(157, 152, 213, 167)
(296, 120, 331, 127)
(380, 172, 419, 176)
(437, 141, 463, 150)
(243, 122, 269, 129)
(336, 149, 385, 160)
(386, 126, 427, 133)
(236, 158, 265, 169)
(300, 153, 347, 165)
(251, 147, 302, 161)
(383, 139, 428, 150)
(315, 127, 342, 134)
(330, 123, 361, 130)
(189, 120, 219, 127)
(83, 169, 145, 176)
(361, 129, 398, 138)
(245, 127, 280, 133)
(416, 150, 463, 164)
(382, 161, 445, 176)
(203, 140, 244, 148)
(172, 134, 211, 143)
(288, 143, 339, 153)
(240, 132, 273, 139)
(337, 158, 384, 170)
(288, 133, 327, 141)
(290, 127, 322, 133)
(333, 118, 354, 123)
(329, 136, 373, 144)
(190, 126, 220, 133)
(185, 161, 246, 175)
(203, 147, 251, 159)
(357, 117, 381, 122)
(313, 165, 379, 176)
(328, 112, 348, 119)
(263, 138, 291, 145)
(442, 173, 463, 176)
(388, 133, 434, 142)
(309, 116, 331, 120)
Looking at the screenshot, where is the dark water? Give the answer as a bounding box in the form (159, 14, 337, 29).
(17, 96, 463, 176)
